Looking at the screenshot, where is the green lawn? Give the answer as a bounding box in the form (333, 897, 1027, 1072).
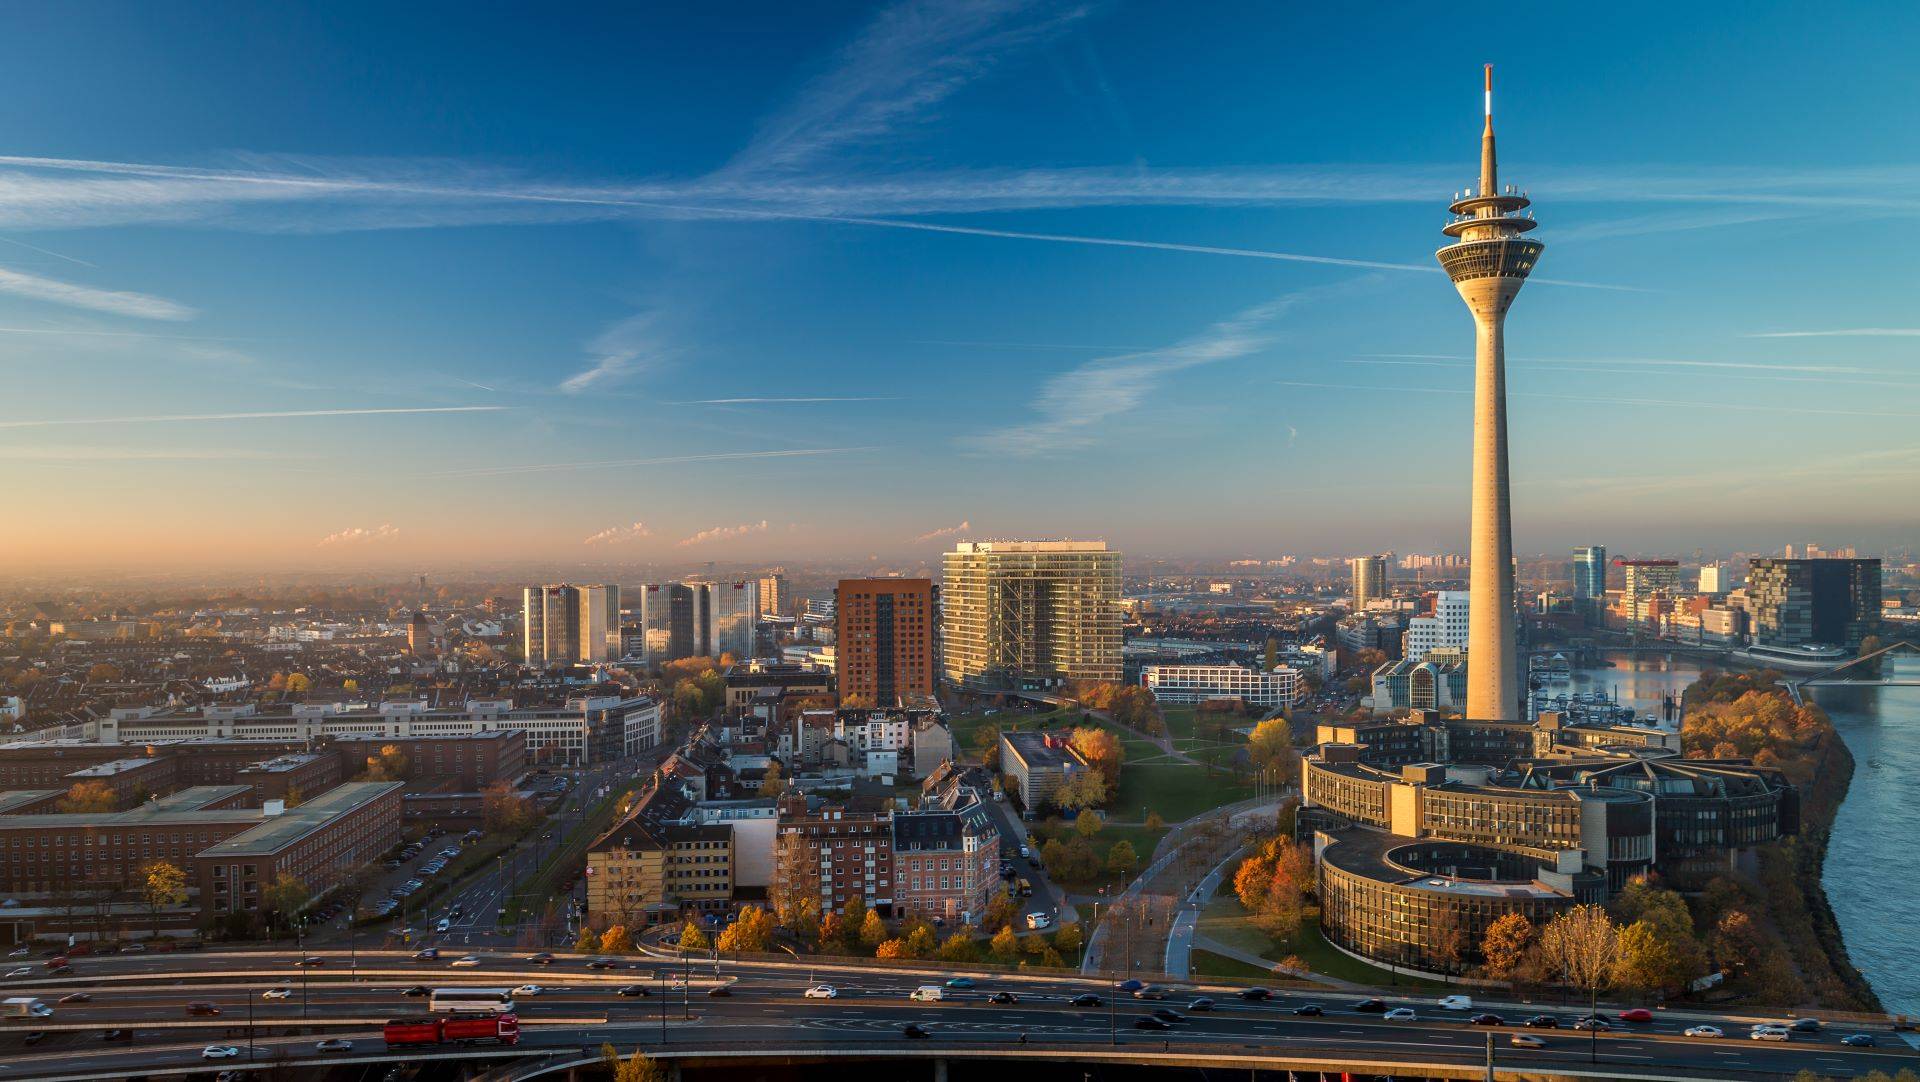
(1112, 761, 1254, 824)
(950, 706, 1073, 757)
(1189, 948, 1275, 980)
(1197, 886, 1446, 991)
(1160, 706, 1197, 741)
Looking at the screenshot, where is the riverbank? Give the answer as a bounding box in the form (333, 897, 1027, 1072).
(1761, 728, 1881, 1011)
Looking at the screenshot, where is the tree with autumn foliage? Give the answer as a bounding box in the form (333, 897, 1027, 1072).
(716, 906, 775, 953)
(1231, 835, 1314, 936)
(1479, 912, 1535, 982)
(1067, 727, 1125, 786)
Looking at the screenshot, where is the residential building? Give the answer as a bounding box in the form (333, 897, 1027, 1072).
(1746, 558, 1883, 650)
(835, 578, 936, 707)
(1405, 590, 1469, 658)
(192, 782, 404, 920)
(774, 793, 896, 915)
(1349, 554, 1391, 610)
(940, 541, 1123, 691)
(330, 730, 528, 790)
(756, 573, 788, 617)
(1140, 663, 1302, 709)
(892, 793, 999, 925)
(1698, 563, 1729, 595)
(524, 584, 621, 665)
(586, 779, 735, 927)
(1337, 612, 1406, 659)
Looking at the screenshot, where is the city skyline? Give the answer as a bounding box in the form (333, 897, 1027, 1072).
(5, 2, 1920, 571)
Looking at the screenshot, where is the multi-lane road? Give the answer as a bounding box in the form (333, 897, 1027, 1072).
(1, 948, 1914, 1080)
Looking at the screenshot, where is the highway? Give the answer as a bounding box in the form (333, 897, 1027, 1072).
(1, 948, 1915, 1080)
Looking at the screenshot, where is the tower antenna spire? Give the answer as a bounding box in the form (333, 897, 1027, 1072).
(1480, 64, 1498, 196)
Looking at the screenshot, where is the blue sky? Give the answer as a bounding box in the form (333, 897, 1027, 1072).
(3, 0, 1918, 571)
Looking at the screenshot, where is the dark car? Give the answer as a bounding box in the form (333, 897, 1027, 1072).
(903, 1023, 931, 1040)
(528, 953, 555, 965)
(1292, 1004, 1324, 1017)
(1188, 998, 1214, 1012)
(1523, 1015, 1558, 1028)
(1789, 1018, 1823, 1033)
(1070, 993, 1103, 1007)
(102, 1029, 131, 1041)
(401, 985, 430, 997)
(1117, 979, 1145, 993)
(59, 992, 92, 1004)
(295, 957, 324, 967)
(186, 1002, 222, 1017)
(1133, 1016, 1171, 1030)
(587, 959, 620, 970)
(617, 985, 651, 997)
(1355, 999, 1388, 1013)
(1132, 986, 1167, 1000)
(23, 1031, 47, 1045)
(1152, 1009, 1187, 1024)
(987, 991, 1018, 1005)
(47, 964, 72, 976)
(413, 948, 439, 961)
(707, 986, 732, 997)
(1842, 1034, 1876, 1047)
(1469, 1013, 1505, 1027)
(1238, 987, 1273, 1001)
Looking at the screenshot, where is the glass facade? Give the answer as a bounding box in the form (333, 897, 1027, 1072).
(1746, 558, 1882, 650)
(940, 541, 1122, 692)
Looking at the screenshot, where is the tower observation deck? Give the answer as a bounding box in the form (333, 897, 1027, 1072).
(1439, 64, 1542, 723)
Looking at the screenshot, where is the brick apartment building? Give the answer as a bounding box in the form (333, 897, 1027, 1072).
(330, 730, 527, 790)
(192, 781, 404, 920)
(835, 579, 936, 707)
(774, 793, 896, 915)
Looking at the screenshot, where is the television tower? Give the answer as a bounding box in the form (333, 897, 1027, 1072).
(1438, 65, 1542, 720)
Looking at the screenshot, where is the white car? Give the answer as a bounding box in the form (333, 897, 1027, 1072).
(315, 1038, 353, 1052)
(1384, 1008, 1418, 1021)
(1684, 1025, 1724, 1039)
(7, 947, 28, 957)
(1437, 994, 1472, 1010)
(262, 988, 293, 1000)
(804, 985, 838, 999)
(1751, 1025, 1791, 1041)
(511, 984, 544, 996)
(201, 1046, 242, 1060)
(5, 966, 31, 978)
(450, 955, 482, 968)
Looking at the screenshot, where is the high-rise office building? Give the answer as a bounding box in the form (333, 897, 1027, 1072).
(637, 581, 762, 665)
(1348, 555, 1391, 611)
(1746, 558, 1882, 649)
(523, 584, 620, 665)
(941, 541, 1122, 692)
(1572, 546, 1607, 617)
(1406, 591, 1469, 659)
(756, 573, 788, 617)
(836, 578, 936, 707)
(1438, 66, 1542, 721)
(1618, 560, 1681, 628)
(1698, 564, 1728, 595)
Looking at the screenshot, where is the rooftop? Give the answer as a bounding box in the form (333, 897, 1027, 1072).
(195, 781, 403, 857)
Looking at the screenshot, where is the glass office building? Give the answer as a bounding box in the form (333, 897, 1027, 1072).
(940, 540, 1122, 692)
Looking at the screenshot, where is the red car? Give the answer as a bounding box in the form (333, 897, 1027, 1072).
(1617, 1008, 1654, 1023)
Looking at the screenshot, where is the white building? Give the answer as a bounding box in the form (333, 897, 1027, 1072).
(695, 799, 778, 889)
(1405, 590, 1469, 659)
(835, 711, 910, 752)
(82, 695, 660, 765)
(1140, 663, 1302, 709)
(1698, 564, 1729, 594)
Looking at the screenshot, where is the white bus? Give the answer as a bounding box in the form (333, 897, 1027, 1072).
(429, 988, 516, 1014)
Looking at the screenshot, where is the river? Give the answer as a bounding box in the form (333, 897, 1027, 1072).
(1555, 650, 1920, 1017)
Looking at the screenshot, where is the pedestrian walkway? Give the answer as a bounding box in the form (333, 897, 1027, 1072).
(1186, 933, 1371, 991)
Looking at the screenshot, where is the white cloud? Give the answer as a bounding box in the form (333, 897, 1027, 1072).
(583, 522, 652, 546)
(429, 446, 873, 479)
(1745, 328, 1920, 338)
(677, 520, 771, 547)
(318, 524, 400, 546)
(561, 312, 672, 393)
(0, 266, 192, 320)
(913, 520, 970, 542)
(965, 290, 1313, 456)
(0, 405, 503, 430)
(675, 395, 900, 404)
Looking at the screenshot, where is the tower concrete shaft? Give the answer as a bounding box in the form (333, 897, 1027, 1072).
(1437, 65, 1542, 720)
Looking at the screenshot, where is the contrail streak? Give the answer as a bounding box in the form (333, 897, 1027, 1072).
(0, 405, 504, 429)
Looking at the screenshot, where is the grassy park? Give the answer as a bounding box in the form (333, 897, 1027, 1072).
(1197, 884, 1446, 990)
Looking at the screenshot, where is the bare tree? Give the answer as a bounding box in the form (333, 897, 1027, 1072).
(1536, 904, 1619, 1062)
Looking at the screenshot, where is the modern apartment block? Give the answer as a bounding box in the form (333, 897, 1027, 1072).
(756, 573, 788, 617)
(1745, 558, 1882, 650)
(524, 584, 621, 664)
(1140, 663, 1302, 709)
(835, 578, 936, 707)
(940, 541, 1122, 692)
(774, 793, 896, 915)
(586, 777, 735, 927)
(1617, 560, 1681, 629)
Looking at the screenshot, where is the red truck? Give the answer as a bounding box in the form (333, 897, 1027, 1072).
(382, 1013, 520, 1047)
